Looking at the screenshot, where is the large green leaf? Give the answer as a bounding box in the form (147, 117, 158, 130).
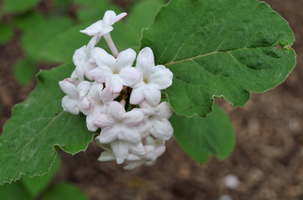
(0, 63, 94, 185)
(3, 0, 40, 13)
(141, 0, 296, 117)
(171, 104, 235, 163)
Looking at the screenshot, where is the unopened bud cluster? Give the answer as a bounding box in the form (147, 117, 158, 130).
(59, 11, 174, 169)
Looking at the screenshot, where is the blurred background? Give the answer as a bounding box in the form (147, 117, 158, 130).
(0, 0, 303, 199)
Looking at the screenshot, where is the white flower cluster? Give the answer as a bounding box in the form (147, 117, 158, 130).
(59, 11, 174, 170)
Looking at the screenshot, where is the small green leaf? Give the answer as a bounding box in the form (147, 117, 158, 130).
(0, 181, 32, 200)
(141, 0, 296, 117)
(0, 63, 95, 185)
(171, 104, 235, 163)
(0, 23, 13, 45)
(21, 156, 60, 197)
(41, 22, 138, 63)
(3, 0, 40, 13)
(41, 183, 87, 200)
(13, 59, 36, 85)
(128, 0, 164, 39)
(21, 16, 72, 61)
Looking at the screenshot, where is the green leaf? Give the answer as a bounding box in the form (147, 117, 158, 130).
(171, 104, 235, 163)
(21, 156, 60, 197)
(21, 16, 72, 61)
(127, 0, 164, 39)
(41, 22, 138, 63)
(0, 181, 32, 200)
(141, 0, 296, 117)
(41, 183, 87, 200)
(0, 63, 94, 185)
(13, 59, 36, 85)
(0, 23, 13, 45)
(15, 11, 44, 32)
(3, 0, 40, 13)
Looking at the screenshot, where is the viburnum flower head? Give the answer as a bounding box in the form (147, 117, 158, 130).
(130, 47, 173, 106)
(59, 9, 175, 170)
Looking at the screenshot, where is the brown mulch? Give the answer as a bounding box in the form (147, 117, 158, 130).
(1, 0, 303, 200)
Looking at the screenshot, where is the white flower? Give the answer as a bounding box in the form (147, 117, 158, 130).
(88, 48, 140, 93)
(72, 35, 98, 81)
(130, 47, 173, 106)
(80, 10, 127, 38)
(85, 83, 115, 131)
(59, 78, 91, 115)
(94, 101, 145, 144)
(139, 101, 174, 140)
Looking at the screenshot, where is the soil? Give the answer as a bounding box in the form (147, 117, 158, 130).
(1, 0, 303, 200)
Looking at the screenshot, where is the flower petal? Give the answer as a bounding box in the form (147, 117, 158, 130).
(110, 140, 129, 164)
(98, 126, 120, 143)
(80, 20, 103, 36)
(62, 95, 79, 115)
(87, 67, 111, 83)
(77, 81, 91, 98)
(151, 65, 173, 90)
(126, 154, 141, 162)
(83, 62, 98, 80)
(124, 160, 145, 170)
(72, 45, 87, 67)
(136, 47, 154, 75)
(59, 80, 78, 98)
(88, 82, 104, 100)
(106, 74, 123, 93)
(122, 110, 144, 126)
(102, 10, 117, 27)
(155, 102, 173, 119)
(98, 151, 116, 162)
(107, 101, 125, 120)
(129, 85, 145, 105)
(150, 119, 173, 140)
(118, 127, 141, 143)
(94, 113, 114, 128)
(155, 146, 166, 158)
(120, 67, 141, 87)
(144, 145, 156, 161)
(117, 48, 136, 69)
(93, 47, 116, 68)
(144, 85, 161, 106)
(128, 143, 145, 155)
(115, 12, 127, 22)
